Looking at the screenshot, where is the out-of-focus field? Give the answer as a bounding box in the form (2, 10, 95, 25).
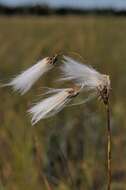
(0, 16, 126, 190)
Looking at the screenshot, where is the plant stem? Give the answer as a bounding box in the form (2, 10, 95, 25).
(58, 146, 75, 190)
(33, 136, 53, 190)
(106, 101, 112, 190)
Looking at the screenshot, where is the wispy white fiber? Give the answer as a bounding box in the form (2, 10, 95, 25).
(42, 87, 67, 96)
(60, 56, 103, 90)
(67, 92, 97, 107)
(28, 88, 77, 125)
(3, 57, 53, 95)
(1, 53, 110, 125)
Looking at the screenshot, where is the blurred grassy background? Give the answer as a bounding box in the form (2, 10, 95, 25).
(0, 15, 126, 190)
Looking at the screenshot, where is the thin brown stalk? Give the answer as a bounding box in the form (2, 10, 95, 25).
(106, 101, 112, 190)
(33, 136, 53, 190)
(42, 175, 53, 190)
(58, 146, 75, 190)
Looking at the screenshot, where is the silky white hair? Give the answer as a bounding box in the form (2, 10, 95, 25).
(60, 56, 110, 105)
(28, 88, 79, 125)
(1, 54, 110, 125)
(60, 56, 107, 90)
(3, 57, 53, 95)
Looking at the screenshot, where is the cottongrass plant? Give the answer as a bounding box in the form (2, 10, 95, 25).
(60, 56, 111, 190)
(2, 54, 111, 190)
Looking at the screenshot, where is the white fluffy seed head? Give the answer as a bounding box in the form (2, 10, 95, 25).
(60, 55, 111, 104)
(60, 56, 104, 90)
(1, 53, 110, 124)
(28, 87, 80, 125)
(3, 56, 58, 95)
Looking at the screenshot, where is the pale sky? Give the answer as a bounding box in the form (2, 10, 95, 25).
(0, 0, 126, 10)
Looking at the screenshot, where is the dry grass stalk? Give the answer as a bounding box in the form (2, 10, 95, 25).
(106, 101, 111, 190)
(33, 136, 53, 190)
(58, 145, 75, 190)
(97, 80, 111, 190)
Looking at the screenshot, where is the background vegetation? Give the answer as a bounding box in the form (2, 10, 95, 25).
(0, 15, 126, 190)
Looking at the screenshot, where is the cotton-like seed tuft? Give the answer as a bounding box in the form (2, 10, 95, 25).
(28, 87, 80, 125)
(2, 56, 57, 95)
